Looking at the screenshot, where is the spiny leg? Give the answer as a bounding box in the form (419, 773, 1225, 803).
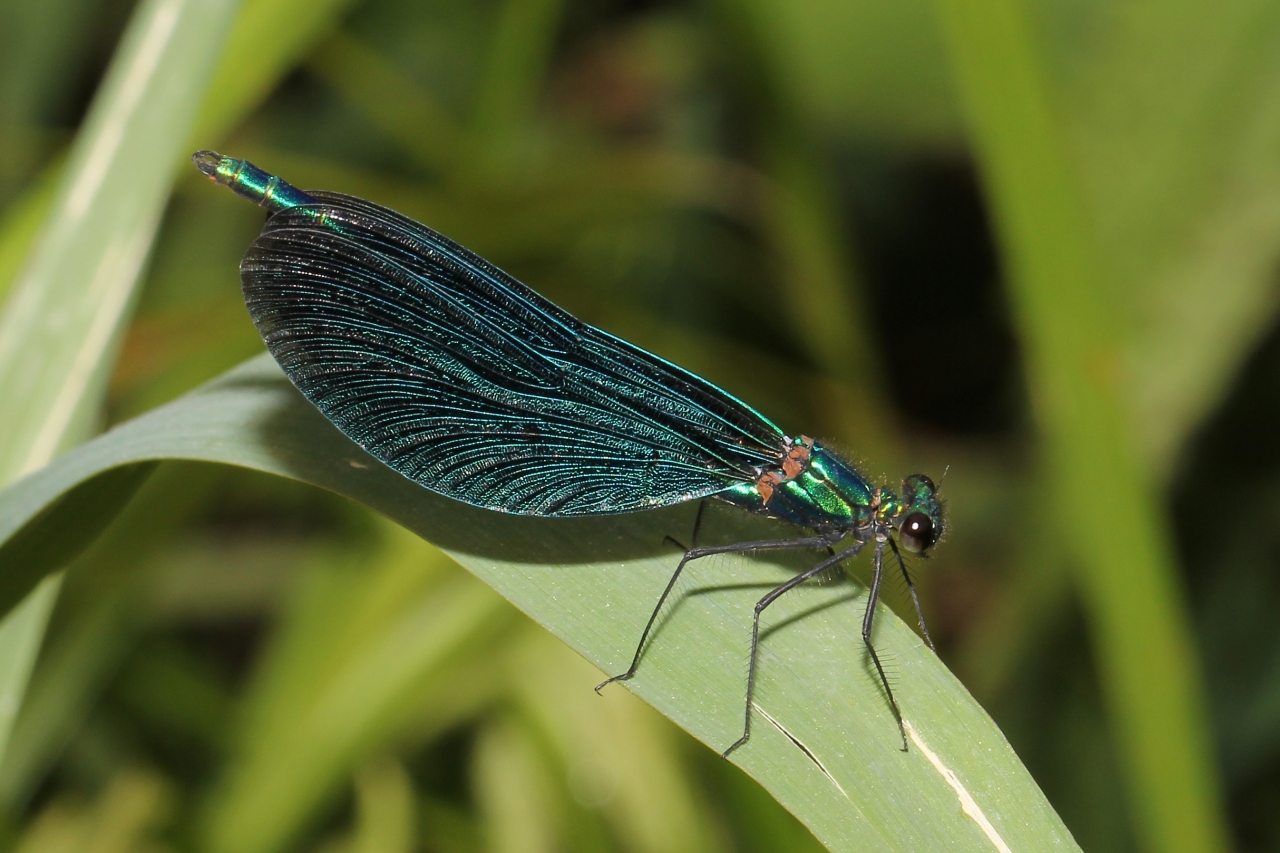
(722, 541, 866, 758)
(864, 540, 907, 751)
(888, 538, 935, 652)
(596, 534, 839, 693)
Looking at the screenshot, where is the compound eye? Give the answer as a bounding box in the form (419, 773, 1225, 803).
(899, 512, 934, 553)
(912, 474, 936, 492)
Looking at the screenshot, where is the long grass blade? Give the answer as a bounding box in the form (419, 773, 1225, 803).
(0, 0, 240, 763)
(932, 1, 1230, 850)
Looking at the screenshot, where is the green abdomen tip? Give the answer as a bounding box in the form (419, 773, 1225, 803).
(191, 150, 316, 213)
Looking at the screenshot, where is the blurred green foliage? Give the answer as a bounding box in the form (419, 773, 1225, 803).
(1, 0, 1279, 850)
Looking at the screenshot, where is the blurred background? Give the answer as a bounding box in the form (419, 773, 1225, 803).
(0, 0, 1279, 851)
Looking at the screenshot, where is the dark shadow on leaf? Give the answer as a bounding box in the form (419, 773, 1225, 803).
(760, 587, 864, 643)
(0, 463, 157, 614)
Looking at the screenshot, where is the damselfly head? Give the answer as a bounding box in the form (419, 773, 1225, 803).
(897, 473, 944, 554)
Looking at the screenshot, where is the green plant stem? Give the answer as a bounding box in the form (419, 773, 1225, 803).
(933, 1, 1230, 851)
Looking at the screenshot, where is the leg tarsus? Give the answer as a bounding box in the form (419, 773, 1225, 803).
(864, 540, 908, 751)
(596, 550, 694, 692)
(721, 735, 748, 759)
(599, 533, 840, 694)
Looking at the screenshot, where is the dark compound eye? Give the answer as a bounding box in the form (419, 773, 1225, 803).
(898, 512, 935, 553)
(910, 474, 935, 492)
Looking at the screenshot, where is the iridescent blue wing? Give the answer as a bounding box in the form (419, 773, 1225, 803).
(241, 191, 786, 516)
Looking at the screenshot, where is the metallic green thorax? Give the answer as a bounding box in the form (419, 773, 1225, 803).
(719, 438, 943, 542)
(192, 151, 315, 213)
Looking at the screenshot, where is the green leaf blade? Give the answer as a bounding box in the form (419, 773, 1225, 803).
(0, 355, 1080, 852)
